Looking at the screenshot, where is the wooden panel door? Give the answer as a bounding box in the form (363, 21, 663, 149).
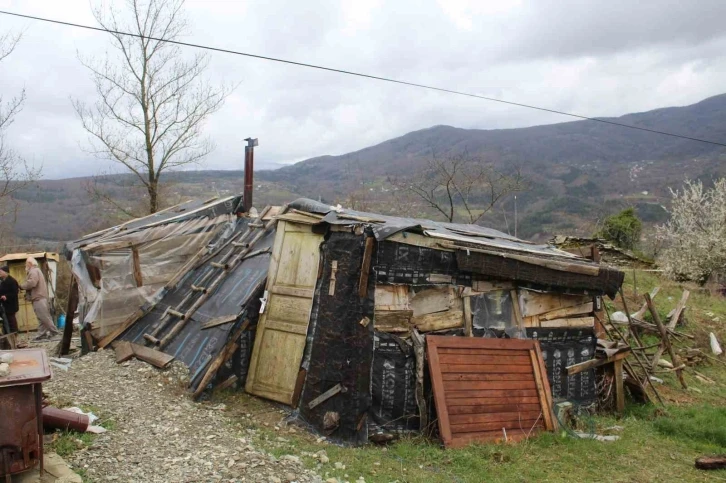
(10, 263, 39, 332)
(245, 221, 323, 404)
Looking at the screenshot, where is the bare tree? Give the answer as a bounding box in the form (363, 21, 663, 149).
(0, 31, 40, 229)
(390, 151, 526, 224)
(74, 0, 233, 215)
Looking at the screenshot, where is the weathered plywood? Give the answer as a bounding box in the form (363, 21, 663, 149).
(427, 336, 557, 448)
(539, 302, 594, 321)
(374, 310, 413, 332)
(246, 221, 323, 405)
(410, 287, 454, 317)
(374, 285, 410, 311)
(539, 317, 595, 328)
(412, 308, 464, 332)
(518, 290, 590, 318)
(472, 280, 515, 293)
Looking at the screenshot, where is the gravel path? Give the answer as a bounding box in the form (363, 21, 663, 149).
(45, 349, 321, 483)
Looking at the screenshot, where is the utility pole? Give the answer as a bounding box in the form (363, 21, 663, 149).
(243, 137, 258, 213)
(514, 195, 518, 239)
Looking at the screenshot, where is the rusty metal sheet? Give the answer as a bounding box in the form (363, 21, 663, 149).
(0, 349, 52, 387)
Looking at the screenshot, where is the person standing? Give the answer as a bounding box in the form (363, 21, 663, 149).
(0, 265, 19, 333)
(20, 257, 60, 340)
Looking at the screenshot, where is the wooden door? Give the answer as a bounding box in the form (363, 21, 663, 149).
(245, 221, 323, 405)
(10, 262, 39, 332)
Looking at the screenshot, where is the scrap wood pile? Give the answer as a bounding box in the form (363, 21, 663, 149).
(596, 285, 725, 406)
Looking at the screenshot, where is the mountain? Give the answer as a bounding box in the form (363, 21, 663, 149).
(8, 93, 726, 245)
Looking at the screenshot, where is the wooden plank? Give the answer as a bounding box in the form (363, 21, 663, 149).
(307, 383, 345, 409)
(412, 309, 464, 332)
(438, 354, 533, 365)
(450, 411, 543, 425)
(566, 351, 629, 376)
(539, 317, 595, 328)
(129, 342, 175, 368)
(532, 342, 557, 431)
(358, 236, 374, 297)
(447, 396, 541, 406)
(132, 246, 143, 287)
(438, 347, 530, 357)
(443, 380, 537, 391)
(60, 277, 79, 356)
(667, 290, 690, 330)
(463, 296, 473, 337)
(518, 290, 591, 318)
(446, 389, 539, 399)
(451, 420, 544, 435)
(614, 359, 625, 413)
(440, 363, 534, 374)
(374, 285, 410, 311)
(374, 310, 413, 332)
(431, 337, 539, 351)
(114, 341, 134, 363)
(448, 404, 542, 415)
(442, 373, 534, 381)
(201, 314, 239, 330)
(646, 293, 687, 390)
(410, 287, 454, 317)
(539, 302, 593, 321)
(426, 336, 453, 447)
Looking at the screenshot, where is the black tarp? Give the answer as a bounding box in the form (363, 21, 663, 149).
(298, 231, 375, 443)
(374, 241, 471, 286)
(527, 327, 598, 404)
(369, 332, 419, 433)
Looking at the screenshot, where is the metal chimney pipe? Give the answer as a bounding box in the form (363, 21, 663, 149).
(243, 137, 258, 213)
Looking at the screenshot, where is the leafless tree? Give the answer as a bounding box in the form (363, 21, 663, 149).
(391, 151, 526, 224)
(73, 0, 233, 215)
(0, 30, 40, 229)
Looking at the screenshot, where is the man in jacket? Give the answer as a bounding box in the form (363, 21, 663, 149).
(20, 257, 60, 340)
(0, 265, 19, 333)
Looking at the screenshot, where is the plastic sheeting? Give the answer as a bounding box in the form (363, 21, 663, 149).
(72, 213, 236, 340)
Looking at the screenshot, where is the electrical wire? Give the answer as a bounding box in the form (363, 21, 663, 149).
(2, 9, 726, 149)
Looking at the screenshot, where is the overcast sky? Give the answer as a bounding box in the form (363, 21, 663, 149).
(1, 0, 726, 179)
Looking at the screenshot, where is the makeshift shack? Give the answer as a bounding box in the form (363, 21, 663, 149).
(239, 199, 624, 443)
(0, 252, 59, 332)
(89, 196, 624, 446)
(64, 196, 243, 344)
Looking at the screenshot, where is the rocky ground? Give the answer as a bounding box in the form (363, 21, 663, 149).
(43, 349, 322, 483)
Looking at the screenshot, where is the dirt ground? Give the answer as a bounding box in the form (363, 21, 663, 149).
(42, 347, 322, 483)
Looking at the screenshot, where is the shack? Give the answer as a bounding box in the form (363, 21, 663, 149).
(0, 252, 59, 332)
(81, 197, 624, 445)
(239, 199, 623, 443)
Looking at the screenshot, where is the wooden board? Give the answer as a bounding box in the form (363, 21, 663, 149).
(518, 290, 591, 318)
(410, 286, 455, 317)
(374, 285, 410, 311)
(129, 342, 175, 368)
(245, 221, 323, 405)
(427, 336, 557, 448)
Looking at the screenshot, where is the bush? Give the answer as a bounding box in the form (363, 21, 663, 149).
(596, 208, 642, 250)
(657, 179, 726, 283)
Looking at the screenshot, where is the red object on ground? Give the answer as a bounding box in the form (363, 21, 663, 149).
(42, 407, 90, 433)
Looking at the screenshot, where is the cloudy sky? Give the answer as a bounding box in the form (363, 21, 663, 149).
(1, 0, 726, 179)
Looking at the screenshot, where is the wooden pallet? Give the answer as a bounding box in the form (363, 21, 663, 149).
(426, 336, 557, 448)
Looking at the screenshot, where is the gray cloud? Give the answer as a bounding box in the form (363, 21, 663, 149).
(0, 0, 725, 180)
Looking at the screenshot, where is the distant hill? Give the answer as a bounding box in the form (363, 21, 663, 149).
(9, 93, 726, 243)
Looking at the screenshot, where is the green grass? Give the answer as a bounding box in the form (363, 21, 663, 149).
(215, 269, 726, 482)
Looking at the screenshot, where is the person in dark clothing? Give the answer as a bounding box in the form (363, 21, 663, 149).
(0, 265, 19, 333)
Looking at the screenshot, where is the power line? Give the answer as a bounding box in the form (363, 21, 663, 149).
(2, 9, 726, 149)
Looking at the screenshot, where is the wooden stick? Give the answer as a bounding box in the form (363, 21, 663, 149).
(667, 290, 690, 330)
(59, 277, 79, 356)
(645, 293, 687, 389)
(598, 311, 664, 406)
(358, 236, 375, 298)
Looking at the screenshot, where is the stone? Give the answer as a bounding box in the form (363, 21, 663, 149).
(0, 362, 9, 377)
(334, 462, 345, 470)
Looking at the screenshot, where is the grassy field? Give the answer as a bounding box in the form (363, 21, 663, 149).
(216, 270, 726, 483)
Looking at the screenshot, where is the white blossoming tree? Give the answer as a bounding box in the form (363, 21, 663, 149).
(656, 178, 726, 283)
